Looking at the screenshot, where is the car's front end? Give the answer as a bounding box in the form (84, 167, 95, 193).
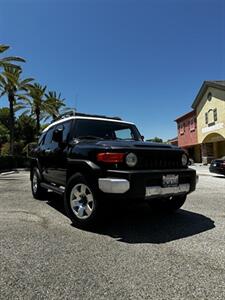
(210, 159, 225, 175)
(85, 141, 197, 201)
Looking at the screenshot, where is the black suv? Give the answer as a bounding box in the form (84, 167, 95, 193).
(30, 111, 197, 227)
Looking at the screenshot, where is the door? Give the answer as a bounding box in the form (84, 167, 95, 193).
(50, 120, 73, 186)
(39, 126, 56, 183)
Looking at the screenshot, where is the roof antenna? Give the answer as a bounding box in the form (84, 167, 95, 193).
(74, 93, 79, 111)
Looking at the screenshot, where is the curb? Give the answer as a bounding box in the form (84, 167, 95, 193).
(197, 173, 211, 177)
(0, 170, 18, 176)
(197, 172, 224, 177)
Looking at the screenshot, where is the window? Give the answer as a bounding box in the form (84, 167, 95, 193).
(44, 127, 55, 144)
(74, 119, 141, 141)
(213, 109, 217, 122)
(207, 92, 212, 101)
(190, 118, 195, 131)
(179, 123, 185, 135)
(115, 128, 134, 140)
(38, 133, 46, 145)
(56, 121, 72, 143)
(205, 112, 208, 124)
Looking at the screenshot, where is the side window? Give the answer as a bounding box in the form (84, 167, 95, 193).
(62, 121, 72, 142)
(44, 127, 55, 145)
(38, 133, 46, 146)
(55, 121, 72, 143)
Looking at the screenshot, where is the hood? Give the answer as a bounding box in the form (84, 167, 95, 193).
(95, 140, 177, 150)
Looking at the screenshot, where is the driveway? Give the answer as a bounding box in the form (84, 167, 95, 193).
(0, 171, 225, 299)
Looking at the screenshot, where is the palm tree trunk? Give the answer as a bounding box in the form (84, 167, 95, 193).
(8, 91, 15, 156)
(35, 107, 40, 135)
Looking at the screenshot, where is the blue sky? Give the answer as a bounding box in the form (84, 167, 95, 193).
(0, 0, 224, 140)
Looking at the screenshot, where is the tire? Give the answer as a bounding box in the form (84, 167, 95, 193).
(64, 173, 100, 228)
(150, 194, 187, 213)
(31, 167, 48, 199)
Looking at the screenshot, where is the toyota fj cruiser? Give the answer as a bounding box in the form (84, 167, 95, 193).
(30, 111, 197, 227)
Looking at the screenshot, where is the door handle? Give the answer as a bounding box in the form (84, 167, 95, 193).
(45, 149, 51, 153)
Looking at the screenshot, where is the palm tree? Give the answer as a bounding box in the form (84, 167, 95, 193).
(24, 83, 46, 135)
(23, 83, 61, 135)
(0, 44, 25, 70)
(45, 90, 65, 120)
(0, 67, 33, 155)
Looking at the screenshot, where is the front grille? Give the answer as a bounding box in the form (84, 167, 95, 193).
(136, 151, 183, 170)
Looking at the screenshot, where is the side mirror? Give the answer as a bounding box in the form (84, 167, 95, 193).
(53, 128, 63, 143)
(141, 135, 145, 141)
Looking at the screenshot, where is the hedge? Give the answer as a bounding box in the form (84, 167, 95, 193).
(0, 156, 30, 171)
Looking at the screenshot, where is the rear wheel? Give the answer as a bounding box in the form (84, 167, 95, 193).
(64, 174, 99, 228)
(31, 168, 47, 199)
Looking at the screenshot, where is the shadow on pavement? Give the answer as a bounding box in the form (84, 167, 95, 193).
(45, 193, 215, 244)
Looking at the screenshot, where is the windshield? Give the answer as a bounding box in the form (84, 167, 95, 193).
(74, 119, 142, 141)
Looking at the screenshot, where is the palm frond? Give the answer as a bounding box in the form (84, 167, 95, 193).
(0, 44, 10, 53)
(0, 90, 6, 97)
(1, 56, 26, 63)
(20, 78, 34, 86)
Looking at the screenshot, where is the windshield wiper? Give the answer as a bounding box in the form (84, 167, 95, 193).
(77, 135, 104, 140)
(114, 138, 136, 141)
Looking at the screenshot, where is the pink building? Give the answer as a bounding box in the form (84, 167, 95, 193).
(175, 111, 201, 162)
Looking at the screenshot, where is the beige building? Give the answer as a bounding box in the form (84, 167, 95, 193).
(192, 81, 225, 164)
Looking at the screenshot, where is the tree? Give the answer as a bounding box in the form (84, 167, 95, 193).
(0, 123, 9, 144)
(146, 137, 163, 143)
(0, 44, 25, 70)
(0, 67, 33, 155)
(0, 107, 10, 145)
(15, 114, 36, 144)
(22, 83, 59, 135)
(44, 90, 65, 120)
(0, 107, 10, 130)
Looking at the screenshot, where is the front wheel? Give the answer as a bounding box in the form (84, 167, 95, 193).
(64, 174, 99, 228)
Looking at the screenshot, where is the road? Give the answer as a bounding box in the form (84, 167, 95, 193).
(0, 171, 225, 299)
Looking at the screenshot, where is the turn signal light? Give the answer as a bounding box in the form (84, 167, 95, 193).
(97, 152, 125, 163)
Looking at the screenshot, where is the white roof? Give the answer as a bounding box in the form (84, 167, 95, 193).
(42, 116, 134, 133)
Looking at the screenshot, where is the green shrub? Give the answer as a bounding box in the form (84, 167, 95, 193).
(1, 143, 10, 156)
(0, 155, 30, 171)
(0, 142, 26, 156)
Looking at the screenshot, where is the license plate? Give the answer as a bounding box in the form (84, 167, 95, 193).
(162, 174, 179, 187)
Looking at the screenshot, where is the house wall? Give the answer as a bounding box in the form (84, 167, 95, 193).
(196, 87, 225, 143)
(177, 113, 198, 148)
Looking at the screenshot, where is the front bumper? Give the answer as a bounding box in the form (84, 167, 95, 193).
(98, 178, 130, 193)
(209, 166, 225, 175)
(145, 184, 190, 198)
(98, 168, 197, 199)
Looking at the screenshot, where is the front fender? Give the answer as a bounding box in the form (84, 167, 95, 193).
(66, 159, 103, 185)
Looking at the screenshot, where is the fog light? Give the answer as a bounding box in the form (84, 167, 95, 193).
(126, 153, 137, 167)
(182, 154, 188, 166)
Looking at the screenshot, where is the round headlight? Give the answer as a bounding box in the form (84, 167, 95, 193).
(182, 153, 188, 166)
(126, 153, 138, 167)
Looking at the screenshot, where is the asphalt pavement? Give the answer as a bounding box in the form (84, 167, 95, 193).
(0, 171, 225, 299)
